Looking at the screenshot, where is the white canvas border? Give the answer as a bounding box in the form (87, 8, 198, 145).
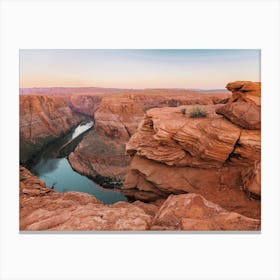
(0, 0, 280, 280)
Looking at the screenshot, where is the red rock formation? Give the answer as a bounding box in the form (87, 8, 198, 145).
(123, 155, 260, 219)
(123, 81, 261, 219)
(20, 166, 260, 231)
(151, 194, 260, 230)
(67, 92, 229, 181)
(68, 130, 130, 180)
(127, 105, 241, 168)
(216, 81, 261, 129)
(20, 95, 86, 163)
(94, 96, 144, 141)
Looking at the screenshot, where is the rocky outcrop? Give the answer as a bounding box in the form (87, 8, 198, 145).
(123, 154, 260, 219)
(126, 105, 241, 168)
(123, 81, 261, 219)
(216, 81, 261, 129)
(151, 194, 260, 230)
(20, 166, 260, 231)
(20, 95, 86, 164)
(20, 166, 153, 231)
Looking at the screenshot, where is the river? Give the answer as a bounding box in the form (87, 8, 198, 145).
(30, 122, 128, 204)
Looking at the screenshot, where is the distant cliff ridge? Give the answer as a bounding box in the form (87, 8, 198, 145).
(19, 86, 228, 96)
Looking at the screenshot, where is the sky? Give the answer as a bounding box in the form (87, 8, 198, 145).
(20, 49, 260, 89)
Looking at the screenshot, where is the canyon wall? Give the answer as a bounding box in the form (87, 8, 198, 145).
(66, 95, 103, 116)
(123, 81, 261, 219)
(20, 95, 86, 164)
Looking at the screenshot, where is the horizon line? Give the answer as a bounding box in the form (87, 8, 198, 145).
(19, 86, 229, 91)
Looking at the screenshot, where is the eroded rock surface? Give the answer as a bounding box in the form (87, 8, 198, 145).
(20, 95, 86, 164)
(20, 167, 260, 231)
(69, 130, 130, 180)
(216, 81, 261, 129)
(20, 166, 152, 231)
(94, 96, 144, 141)
(68, 92, 229, 182)
(126, 105, 241, 168)
(68, 96, 144, 182)
(123, 81, 261, 218)
(151, 194, 260, 230)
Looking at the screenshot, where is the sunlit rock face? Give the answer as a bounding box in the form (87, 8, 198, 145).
(123, 81, 261, 219)
(216, 81, 261, 130)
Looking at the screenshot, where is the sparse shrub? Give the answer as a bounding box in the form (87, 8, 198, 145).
(181, 108, 186, 115)
(189, 106, 207, 118)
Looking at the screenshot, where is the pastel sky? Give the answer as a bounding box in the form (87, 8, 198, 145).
(20, 49, 260, 89)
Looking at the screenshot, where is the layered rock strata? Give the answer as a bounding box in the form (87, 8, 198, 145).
(123, 81, 261, 219)
(216, 81, 261, 129)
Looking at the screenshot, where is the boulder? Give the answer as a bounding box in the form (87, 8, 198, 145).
(151, 193, 261, 230)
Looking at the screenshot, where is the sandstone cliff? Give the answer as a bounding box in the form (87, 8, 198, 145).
(20, 95, 87, 164)
(123, 81, 261, 219)
(20, 166, 260, 231)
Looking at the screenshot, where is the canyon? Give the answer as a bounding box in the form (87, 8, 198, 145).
(19, 82, 261, 230)
(20, 95, 87, 165)
(67, 90, 230, 186)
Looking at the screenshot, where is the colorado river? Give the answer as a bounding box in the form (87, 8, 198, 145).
(31, 122, 128, 204)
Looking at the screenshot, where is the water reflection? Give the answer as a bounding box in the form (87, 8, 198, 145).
(33, 157, 61, 176)
(30, 122, 127, 204)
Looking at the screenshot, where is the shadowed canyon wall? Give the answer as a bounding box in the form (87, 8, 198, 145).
(20, 95, 87, 164)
